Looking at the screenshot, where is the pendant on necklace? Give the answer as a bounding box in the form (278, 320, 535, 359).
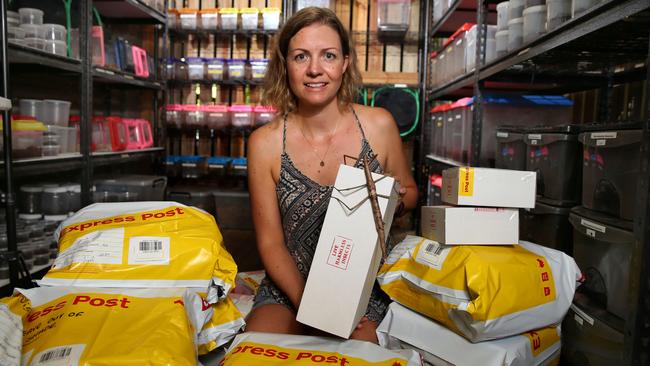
(320, 161, 325, 167)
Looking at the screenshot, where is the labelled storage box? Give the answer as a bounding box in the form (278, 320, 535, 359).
(522, 5, 546, 43)
(205, 58, 226, 81)
(204, 105, 230, 129)
(178, 156, 208, 179)
(569, 206, 634, 321)
(199, 9, 219, 30)
(227, 59, 246, 81)
(495, 126, 527, 170)
(579, 124, 642, 221)
(254, 106, 276, 127)
(107, 116, 127, 151)
(186, 57, 206, 80)
(249, 59, 269, 82)
(229, 105, 253, 127)
(213, 190, 252, 230)
(561, 294, 625, 364)
(179, 8, 200, 30)
(524, 125, 581, 206)
(519, 199, 572, 253)
(240, 8, 260, 30)
(446, 98, 472, 163)
(166, 185, 215, 216)
(262, 8, 281, 30)
(220, 8, 238, 30)
(547, 0, 571, 30)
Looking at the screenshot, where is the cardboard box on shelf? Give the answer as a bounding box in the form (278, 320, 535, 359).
(297, 164, 400, 338)
(442, 167, 536, 208)
(421, 205, 519, 245)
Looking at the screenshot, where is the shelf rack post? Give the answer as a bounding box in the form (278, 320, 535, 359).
(470, 0, 488, 167)
(81, 0, 93, 206)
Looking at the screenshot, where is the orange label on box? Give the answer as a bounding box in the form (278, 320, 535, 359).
(458, 167, 474, 196)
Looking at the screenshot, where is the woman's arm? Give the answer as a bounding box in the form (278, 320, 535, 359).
(248, 127, 306, 308)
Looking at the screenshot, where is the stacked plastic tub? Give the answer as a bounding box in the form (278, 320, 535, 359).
(494, 125, 527, 170)
(561, 122, 643, 365)
(19, 98, 76, 157)
(93, 175, 167, 203)
(9, 7, 69, 56)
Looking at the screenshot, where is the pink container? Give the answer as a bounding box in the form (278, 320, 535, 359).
(138, 119, 153, 148)
(132, 45, 149, 78)
(92, 26, 105, 66)
(107, 116, 127, 151)
(203, 105, 229, 129)
(254, 106, 277, 126)
(229, 105, 253, 127)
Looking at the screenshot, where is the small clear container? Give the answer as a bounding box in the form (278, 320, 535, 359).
(166, 104, 184, 128)
(250, 59, 269, 81)
(523, 5, 546, 43)
(200, 9, 219, 30)
(19, 99, 44, 121)
(507, 17, 524, 51)
(42, 99, 71, 126)
(16, 228, 30, 245)
(8, 17, 20, 28)
(548, 0, 572, 30)
(19, 8, 44, 25)
(184, 105, 205, 127)
(20, 23, 40, 38)
(496, 30, 509, 56)
(19, 184, 43, 214)
(39, 24, 67, 41)
(262, 8, 281, 30)
(167, 8, 179, 30)
(65, 184, 81, 212)
(508, 0, 525, 19)
(11, 120, 45, 159)
(203, 105, 230, 129)
(227, 59, 246, 81)
(294, 0, 334, 11)
(496, 2, 509, 31)
(43, 40, 67, 56)
(206, 58, 226, 81)
(42, 144, 60, 156)
(220, 8, 238, 30)
(240, 8, 260, 30)
(42, 186, 69, 215)
(254, 106, 276, 126)
(229, 105, 253, 127)
(175, 59, 189, 80)
(7, 10, 19, 20)
(186, 57, 206, 80)
(24, 37, 44, 50)
(179, 8, 200, 30)
(377, 0, 411, 35)
(8, 26, 25, 40)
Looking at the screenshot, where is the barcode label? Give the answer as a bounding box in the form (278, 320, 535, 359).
(496, 132, 509, 138)
(416, 239, 450, 270)
(39, 347, 71, 363)
(128, 236, 170, 265)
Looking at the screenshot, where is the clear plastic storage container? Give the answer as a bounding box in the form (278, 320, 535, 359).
(522, 5, 546, 43)
(240, 8, 260, 30)
(184, 104, 205, 127)
(167, 8, 178, 30)
(205, 58, 226, 81)
(227, 59, 246, 81)
(377, 0, 411, 37)
(42, 99, 71, 126)
(179, 8, 200, 30)
(19, 99, 44, 121)
(262, 8, 281, 30)
(496, 2, 510, 31)
(43, 40, 67, 56)
(8, 26, 25, 41)
(495, 30, 509, 56)
(19, 8, 44, 25)
(19, 185, 43, 214)
(9, 119, 46, 159)
(547, 0, 571, 30)
(507, 17, 524, 51)
(24, 37, 44, 50)
(186, 57, 206, 80)
(508, 0, 525, 20)
(204, 105, 230, 129)
(254, 106, 276, 126)
(39, 24, 66, 41)
(166, 186, 215, 216)
(65, 184, 81, 212)
(165, 104, 184, 128)
(200, 9, 219, 30)
(20, 23, 40, 38)
(250, 59, 269, 81)
(229, 105, 254, 127)
(119, 175, 167, 201)
(294, 0, 334, 12)
(42, 186, 69, 215)
(220, 8, 238, 30)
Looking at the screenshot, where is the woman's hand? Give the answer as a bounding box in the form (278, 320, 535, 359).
(350, 316, 379, 344)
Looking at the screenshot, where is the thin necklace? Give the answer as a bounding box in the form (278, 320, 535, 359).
(299, 118, 340, 167)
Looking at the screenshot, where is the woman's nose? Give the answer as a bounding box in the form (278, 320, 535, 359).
(306, 58, 322, 77)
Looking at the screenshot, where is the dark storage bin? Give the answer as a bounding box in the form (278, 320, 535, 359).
(561, 293, 625, 365)
(579, 124, 642, 221)
(121, 175, 167, 201)
(569, 206, 634, 321)
(166, 186, 216, 217)
(179, 156, 209, 179)
(524, 125, 581, 206)
(213, 190, 252, 230)
(519, 199, 572, 253)
(426, 174, 443, 206)
(495, 126, 527, 170)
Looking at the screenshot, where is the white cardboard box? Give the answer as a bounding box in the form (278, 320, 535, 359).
(421, 205, 519, 245)
(297, 164, 399, 338)
(442, 167, 536, 208)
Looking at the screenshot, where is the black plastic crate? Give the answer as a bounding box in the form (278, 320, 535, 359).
(495, 126, 527, 170)
(569, 206, 634, 321)
(579, 124, 642, 221)
(524, 125, 581, 206)
(166, 186, 216, 217)
(519, 199, 572, 254)
(561, 293, 625, 366)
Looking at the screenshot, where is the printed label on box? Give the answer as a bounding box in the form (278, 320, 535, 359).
(458, 167, 474, 197)
(53, 228, 125, 269)
(591, 132, 617, 140)
(128, 236, 170, 265)
(416, 239, 450, 270)
(326, 235, 354, 270)
(580, 219, 606, 233)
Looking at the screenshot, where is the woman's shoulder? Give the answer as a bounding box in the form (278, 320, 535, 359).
(352, 103, 396, 132)
(248, 116, 284, 160)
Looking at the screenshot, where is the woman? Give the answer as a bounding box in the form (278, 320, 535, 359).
(246, 7, 417, 343)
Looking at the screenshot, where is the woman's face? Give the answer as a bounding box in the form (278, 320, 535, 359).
(286, 23, 349, 109)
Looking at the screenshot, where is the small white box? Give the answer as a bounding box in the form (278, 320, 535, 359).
(421, 205, 519, 245)
(297, 164, 399, 338)
(442, 167, 536, 209)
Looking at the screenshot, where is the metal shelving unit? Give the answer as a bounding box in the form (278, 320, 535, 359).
(422, 0, 650, 363)
(0, 0, 166, 291)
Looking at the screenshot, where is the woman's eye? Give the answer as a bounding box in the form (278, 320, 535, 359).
(325, 52, 337, 60)
(294, 54, 307, 62)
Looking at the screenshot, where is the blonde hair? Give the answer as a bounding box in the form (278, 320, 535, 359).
(262, 7, 361, 115)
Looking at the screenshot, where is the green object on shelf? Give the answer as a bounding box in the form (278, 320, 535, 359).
(244, 85, 251, 105)
(371, 86, 420, 137)
(62, 0, 72, 58)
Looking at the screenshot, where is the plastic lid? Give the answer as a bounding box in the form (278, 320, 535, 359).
(185, 57, 204, 63)
(19, 213, 42, 220)
(41, 23, 67, 32)
(240, 7, 260, 13)
(220, 8, 238, 14)
(19, 7, 44, 15)
(250, 58, 269, 64)
(182, 104, 199, 111)
(166, 104, 184, 111)
(44, 186, 69, 193)
(180, 155, 206, 162)
(228, 59, 247, 64)
(508, 17, 524, 25)
(206, 57, 226, 63)
(44, 214, 68, 221)
(523, 5, 547, 14)
(262, 7, 281, 13)
(229, 105, 253, 112)
(496, 29, 509, 36)
(178, 8, 199, 14)
(208, 156, 232, 164)
(10, 120, 46, 131)
(254, 105, 277, 112)
(199, 8, 219, 14)
(20, 185, 44, 193)
(203, 105, 229, 112)
(167, 8, 179, 14)
(450, 97, 473, 109)
(65, 184, 81, 193)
